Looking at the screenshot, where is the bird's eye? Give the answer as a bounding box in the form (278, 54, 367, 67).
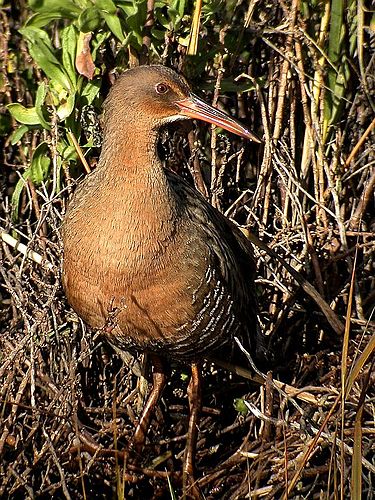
(155, 83, 169, 94)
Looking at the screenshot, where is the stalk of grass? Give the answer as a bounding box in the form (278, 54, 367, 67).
(340, 247, 358, 499)
(187, 0, 202, 55)
(113, 377, 126, 500)
(283, 392, 341, 499)
(67, 130, 91, 174)
(166, 470, 178, 500)
(353, 355, 374, 497)
(345, 330, 375, 398)
(351, 390, 364, 500)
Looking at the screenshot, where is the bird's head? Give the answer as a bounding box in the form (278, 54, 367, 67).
(103, 65, 260, 143)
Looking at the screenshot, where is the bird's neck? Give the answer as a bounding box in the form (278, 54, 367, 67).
(92, 122, 180, 247)
(100, 122, 159, 175)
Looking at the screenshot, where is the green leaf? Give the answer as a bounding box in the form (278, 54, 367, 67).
(28, 0, 82, 17)
(19, 27, 73, 91)
(62, 25, 78, 89)
(117, 0, 145, 45)
(25, 12, 66, 28)
(35, 82, 51, 129)
(120, 31, 133, 48)
(101, 12, 125, 42)
(10, 125, 30, 145)
(81, 79, 101, 105)
(170, 0, 186, 18)
(91, 31, 110, 60)
(328, 0, 344, 66)
(58, 143, 77, 161)
(155, 9, 170, 29)
(327, 0, 345, 95)
(63, 145, 77, 161)
(19, 24, 51, 44)
(167, 8, 181, 25)
(234, 398, 249, 416)
(323, 0, 350, 132)
(7, 103, 42, 125)
(30, 142, 51, 184)
(96, 0, 117, 14)
(78, 7, 102, 32)
(151, 28, 165, 41)
(11, 170, 30, 221)
(125, 1, 146, 31)
(57, 92, 76, 120)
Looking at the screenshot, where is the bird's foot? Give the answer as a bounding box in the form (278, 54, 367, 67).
(132, 354, 167, 454)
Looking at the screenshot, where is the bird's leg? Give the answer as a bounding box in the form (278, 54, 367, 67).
(136, 353, 149, 413)
(183, 362, 202, 498)
(133, 354, 167, 453)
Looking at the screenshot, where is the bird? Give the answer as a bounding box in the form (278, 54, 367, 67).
(62, 65, 264, 495)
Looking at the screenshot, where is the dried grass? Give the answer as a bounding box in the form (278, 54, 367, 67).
(1, 1, 374, 499)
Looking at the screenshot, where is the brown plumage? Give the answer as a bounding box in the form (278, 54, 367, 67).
(62, 65, 263, 492)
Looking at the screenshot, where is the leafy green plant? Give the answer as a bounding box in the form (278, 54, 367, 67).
(7, 0, 193, 219)
(7, 23, 102, 216)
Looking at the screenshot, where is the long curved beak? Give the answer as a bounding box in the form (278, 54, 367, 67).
(176, 93, 261, 143)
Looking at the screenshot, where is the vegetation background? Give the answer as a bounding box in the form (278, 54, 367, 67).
(0, 0, 374, 498)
